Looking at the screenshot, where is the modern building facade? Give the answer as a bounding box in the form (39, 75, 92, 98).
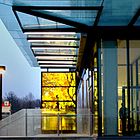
(0, 0, 140, 137)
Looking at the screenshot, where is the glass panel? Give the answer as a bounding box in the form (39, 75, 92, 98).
(39, 10, 97, 26)
(93, 63, 98, 133)
(129, 40, 140, 134)
(42, 87, 76, 101)
(41, 72, 76, 133)
(17, 12, 75, 29)
(17, 12, 38, 27)
(118, 40, 127, 134)
(100, 40, 127, 135)
(13, 0, 103, 26)
(42, 72, 76, 86)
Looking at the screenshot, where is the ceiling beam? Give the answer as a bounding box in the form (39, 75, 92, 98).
(91, 26, 140, 39)
(13, 6, 101, 10)
(27, 37, 80, 40)
(35, 54, 78, 57)
(37, 59, 77, 62)
(25, 26, 140, 39)
(23, 28, 81, 33)
(94, 6, 103, 26)
(31, 45, 79, 48)
(38, 63, 76, 65)
(13, 7, 90, 32)
(40, 66, 76, 69)
(128, 8, 140, 26)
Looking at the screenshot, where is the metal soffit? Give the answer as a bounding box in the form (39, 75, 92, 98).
(12, 0, 104, 70)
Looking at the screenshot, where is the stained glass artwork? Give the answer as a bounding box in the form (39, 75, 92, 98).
(41, 72, 76, 133)
(41, 72, 76, 111)
(42, 72, 76, 87)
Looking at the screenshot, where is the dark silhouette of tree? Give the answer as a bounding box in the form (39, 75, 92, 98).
(4, 91, 21, 113)
(4, 91, 41, 114)
(66, 73, 76, 107)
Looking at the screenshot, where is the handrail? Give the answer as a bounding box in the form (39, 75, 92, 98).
(0, 109, 93, 136)
(0, 114, 26, 129)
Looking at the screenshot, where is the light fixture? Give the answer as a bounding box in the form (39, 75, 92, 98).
(36, 56, 77, 59)
(94, 68, 97, 72)
(28, 40, 77, 43)
(24, 32, 76, 35)
(0, 66, 6, 74)
(38, 60, 76, 64)
(40, 64, 75, 67)
(48, 68, 69, 72)
(0, 66, 6, 120)
(31, 47, 77, 50)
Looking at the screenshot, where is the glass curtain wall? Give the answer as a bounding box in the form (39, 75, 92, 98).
(97, 40, 127, 135)
(96, 39, 140, 136)
(129, 40, 140, 134)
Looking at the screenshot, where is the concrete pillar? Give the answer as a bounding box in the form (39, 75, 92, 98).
(102, 40, 118, 135)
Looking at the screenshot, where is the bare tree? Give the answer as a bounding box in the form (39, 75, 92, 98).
(4, 91, 41, 114)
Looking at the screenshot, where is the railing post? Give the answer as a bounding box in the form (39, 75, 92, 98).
(57, 113, 60, 136)
(25, 109, 27, 136)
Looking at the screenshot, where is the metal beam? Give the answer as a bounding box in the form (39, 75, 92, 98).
(24, 26, 140, 39)
(13, 9, 24, 31)
(13, 6, 101, 10)
(23, 28, 81, 33)
(40, 66, 76, 69)
(26, 26, 140, 40)
(37, 59, 77, 62)
(39, 63, 76, 65)
(27, 37, 80, 40)
(94, 6, 103, 26)
(35, 54, 78, 57)
(128, 8, 140, 26)
(91, 26, 140, 39)
(13, 7, 90, 32)
(31, 45, 79, 48)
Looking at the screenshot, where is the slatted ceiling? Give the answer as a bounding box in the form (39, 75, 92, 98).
(27, 33, 79, 38)
(38, 61, 76, 64)
(27, 37, 80, 40)
(34, 54, 78, 57)
(31, 43, 78, 46)
(30, 41, 79, 46)
(37, 59, 77, 62)
(13, 0, 103, 70)
(40, 66, 76, 68)
(32, 46, 77, 49)
(26, 31, 79, 69)
(39, 63, 76, 66)
(36, 56, 76, 60)
(34, 48, 77, 54)
(40, 64, 76, 67)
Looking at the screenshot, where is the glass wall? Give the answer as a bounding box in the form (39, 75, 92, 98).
(96, 39, 140, 136)
(97, 40, 127, 135)
(117, 40, 127, 134)
(41, 72, 76, 133)
(129, 40, 140, 134)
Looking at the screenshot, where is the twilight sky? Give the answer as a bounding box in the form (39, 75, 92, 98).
(0, 19, 41, 99)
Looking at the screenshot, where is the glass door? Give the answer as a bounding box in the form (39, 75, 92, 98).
(121, 86, 140, 135)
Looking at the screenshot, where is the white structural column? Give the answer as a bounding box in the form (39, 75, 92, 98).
(102, 40, 118, 135)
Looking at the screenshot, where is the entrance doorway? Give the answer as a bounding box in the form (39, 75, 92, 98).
(121, 86, 140, 135)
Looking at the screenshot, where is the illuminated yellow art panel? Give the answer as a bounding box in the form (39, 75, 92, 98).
(42, 87, 76, 101)
(41, 72, 76, 133)
(42, 72, 76, 87)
